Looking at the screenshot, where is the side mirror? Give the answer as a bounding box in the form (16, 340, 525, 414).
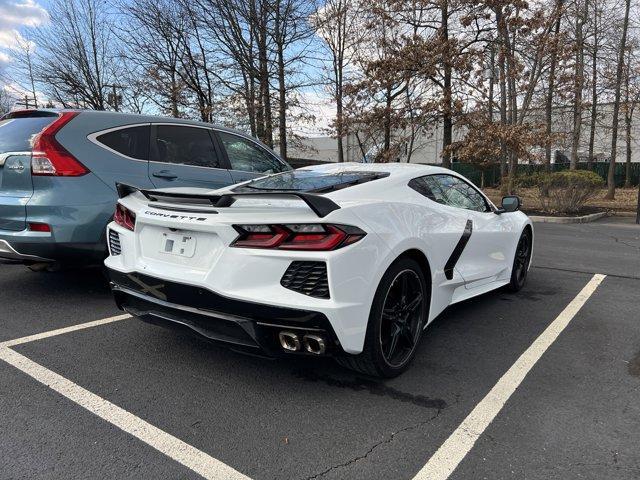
(497, 195, 521, 214)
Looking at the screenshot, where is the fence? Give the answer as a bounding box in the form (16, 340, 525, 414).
(287, 158, 640, 188)
(448, 162, 640, 188)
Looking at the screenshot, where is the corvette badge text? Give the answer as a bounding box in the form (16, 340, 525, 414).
(144, 210, 208, 221)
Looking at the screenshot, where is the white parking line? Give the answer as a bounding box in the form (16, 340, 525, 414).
(0, 347, 250, 480)
(413, 273, 606, 480)
(0, 314, 251, 480)
(0, 313, 131, 348)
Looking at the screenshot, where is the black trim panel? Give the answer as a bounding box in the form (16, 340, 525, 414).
(444, 219, 473, 280)
(107, 269, 341, 356)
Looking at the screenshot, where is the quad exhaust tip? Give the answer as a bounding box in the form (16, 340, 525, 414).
(302, 334, 326, 355)
(279, 331, 301, 351)
(278, 331, 326, 355)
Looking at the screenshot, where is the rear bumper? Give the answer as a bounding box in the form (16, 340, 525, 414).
(0, 229, 106, 264)
(0, 238, 52, 262)
(108, 269, 343, 357)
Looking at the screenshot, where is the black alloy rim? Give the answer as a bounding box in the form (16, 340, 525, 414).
(379, 270, 424, 367)
(514, 233, 531, 284)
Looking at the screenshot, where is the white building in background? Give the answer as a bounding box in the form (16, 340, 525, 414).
(289, 102, 640, 164)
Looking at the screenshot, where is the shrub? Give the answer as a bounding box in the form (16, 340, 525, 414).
(516, 172, 544, 188)
(537, 170, 605, 214)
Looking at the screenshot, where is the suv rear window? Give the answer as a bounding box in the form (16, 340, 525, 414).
(234, 170, 389, 192)
(96, 125, 150, 160)
(0, 115, 57, 153)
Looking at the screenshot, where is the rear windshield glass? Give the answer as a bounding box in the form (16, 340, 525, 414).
(234, 170, 389, 193)
(0, 116, 56, 153)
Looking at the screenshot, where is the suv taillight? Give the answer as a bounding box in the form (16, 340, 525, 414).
(31, 112, 89, 176)
(114, 203, 136, 231)
(231, 224, 366, 250)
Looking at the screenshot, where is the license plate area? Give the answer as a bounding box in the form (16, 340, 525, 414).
(160, 231, 196, 258)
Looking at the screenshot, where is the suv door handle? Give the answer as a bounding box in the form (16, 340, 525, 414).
(153, 170, 177, 180)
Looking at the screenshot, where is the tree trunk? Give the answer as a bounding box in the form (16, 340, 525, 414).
(605, 0, 631, 199)
(336, 100, 345, 162)
(636, 177, 640, 224)
(625, 111, 632, 188)
(258, 2, 273, 148)
(496, 7, 508, 181)
(624, 54, 632, 188)
(546, 0, 563, 171)
(277, 51, 287, 160)
(570, 0, 587, 170)
(383, 85, 392, 159)
(488, 43, 495, 122)
(440, 0, 452, 169)
(170, 70, 179, 118)
(587, 1, 599, 168)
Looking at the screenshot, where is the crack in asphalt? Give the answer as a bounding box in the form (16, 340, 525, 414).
(570, 224, 640, 251)
(301, 409, 443, 480)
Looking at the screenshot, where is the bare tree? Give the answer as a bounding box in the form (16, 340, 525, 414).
(586, 0, 602, 167)
(314, 0, 364, 162)
(0, 88, 14, 116)
(119, 0, 188, 117)
(545, 0, 565, 171)
(570, 0, 589, 169)
(33, 0, 117, 109)
(605, 0, 631, 199)
(269, 0, 315, 160)
(623, 46, 639, 188)
(11, 34, 39, 108)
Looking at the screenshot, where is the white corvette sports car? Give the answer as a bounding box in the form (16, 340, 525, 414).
(105, 163, 533, 377)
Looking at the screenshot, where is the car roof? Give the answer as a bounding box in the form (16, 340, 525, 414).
(6, 108, 267, 150)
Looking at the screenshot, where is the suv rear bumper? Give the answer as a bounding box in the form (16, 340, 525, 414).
(0, 239, 52, 262)
(0, 230, 106, 264)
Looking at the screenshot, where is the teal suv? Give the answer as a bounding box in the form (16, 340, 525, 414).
(0, 109, 291, 267)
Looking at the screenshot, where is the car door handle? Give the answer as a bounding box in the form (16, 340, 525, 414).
(153, 170, 177, 180)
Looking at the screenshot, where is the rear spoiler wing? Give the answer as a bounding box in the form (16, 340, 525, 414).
(116, 183, 341, 218)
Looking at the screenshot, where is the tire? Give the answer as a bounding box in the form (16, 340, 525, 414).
(506, 228, 532, 292)
(336, 257, 429, 378)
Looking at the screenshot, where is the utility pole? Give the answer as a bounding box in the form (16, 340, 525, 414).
(105, 84, 124, 112)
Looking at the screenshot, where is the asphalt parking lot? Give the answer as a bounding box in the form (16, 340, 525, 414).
(1, 217, 639, 480)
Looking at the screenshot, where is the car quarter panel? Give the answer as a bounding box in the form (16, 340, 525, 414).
(343, 193, 473, 323)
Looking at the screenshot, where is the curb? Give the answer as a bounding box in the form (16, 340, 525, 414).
(529, 211, 609, 224)
(613, 211, 636, 218)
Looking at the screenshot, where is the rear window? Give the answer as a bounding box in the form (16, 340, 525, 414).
(96, 125, 150, 160)
(234, 170, 389, 193)
(0, 116, 56, 153)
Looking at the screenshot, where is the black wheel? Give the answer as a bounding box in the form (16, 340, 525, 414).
(507, 229, 532, 292)
(337, 258, 429, 378)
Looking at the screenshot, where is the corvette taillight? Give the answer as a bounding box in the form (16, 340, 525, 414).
(114, 203, 136, 231)
(231, 224, 366, 251)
